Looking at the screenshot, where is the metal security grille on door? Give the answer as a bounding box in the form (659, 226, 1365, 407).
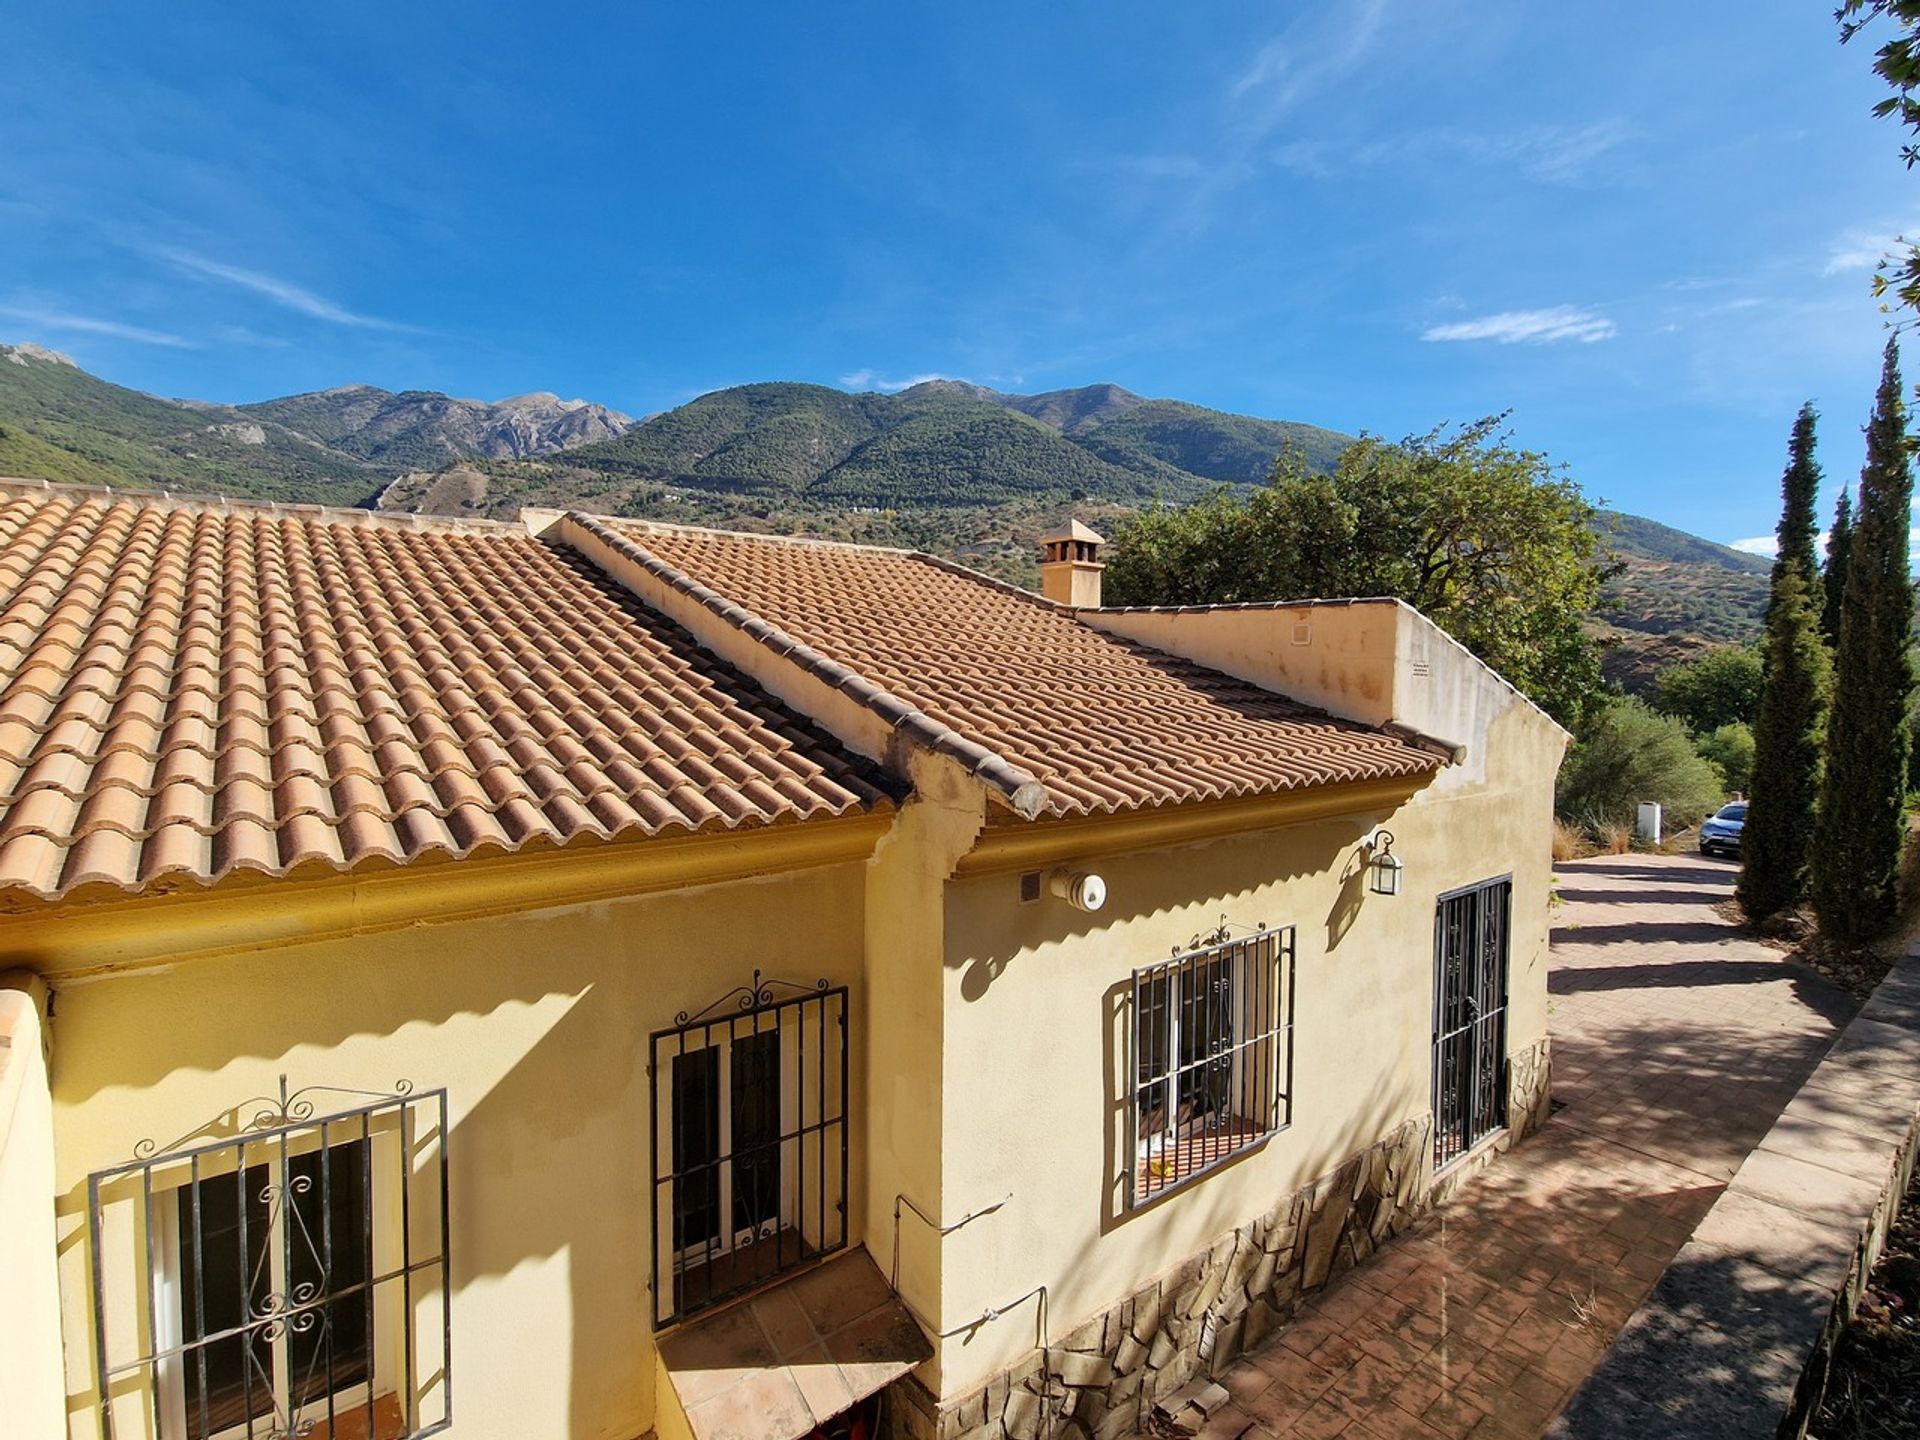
(648, 972, 849, 1329)
(1128, 927, 1295, 1207)
(1432, 878, 1512, 1170)
(85, 1081, 450, 1440)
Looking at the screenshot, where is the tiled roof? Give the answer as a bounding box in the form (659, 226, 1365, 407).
(0, 485, 890, 901)
(593, 520, 1445, 817)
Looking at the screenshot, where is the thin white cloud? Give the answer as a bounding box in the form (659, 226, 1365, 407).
(157, 247, 415, 331)
(1521, 120, 1634, 184)
(838, 369, 957, 393)
(0, 303, 192, 347)
(1422, 306, 1617, 345)
(1276, 120, 1632, 186)
(1733, 528, 1920, 557)
(1230, 0, 1386, 114)
(1824, 228, 1903, 276)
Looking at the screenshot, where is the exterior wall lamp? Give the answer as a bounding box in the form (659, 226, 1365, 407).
(1367, 831, 1404, 896)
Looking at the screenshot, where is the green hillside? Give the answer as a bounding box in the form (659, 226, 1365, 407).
(0, 344, 1778, 670)
(1601, 510, 1771, 574)
(566, 380, 1330, 505)
(1073, 400, 1350, 483)
(0, 344, 376, 504)
(811, 405, 1184, 505)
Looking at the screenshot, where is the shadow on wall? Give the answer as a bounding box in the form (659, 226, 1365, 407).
(51, 871, 866, 1440)
(953, 810, 1393, 1004)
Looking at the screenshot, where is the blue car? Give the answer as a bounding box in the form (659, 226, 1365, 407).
(1699, 801, 1747, 857)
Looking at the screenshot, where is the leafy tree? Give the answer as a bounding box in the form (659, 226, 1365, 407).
(1105, 417, 1612, 726)
(1555, 697, 1725, 831)
(1738, 568, 1832, 919)
(1698, 722, 1756, 797)
(1838, 3, 1920, 315)
(1651, 645, 1764, 732)
(1824, 486, 1855, 646)
(1812, 339, 1917, 940)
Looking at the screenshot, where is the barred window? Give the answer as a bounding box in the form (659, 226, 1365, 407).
(649, 973, 849, 1329)
(86, 1083, 450, 1440)
(1129, 927, 1294, 1206)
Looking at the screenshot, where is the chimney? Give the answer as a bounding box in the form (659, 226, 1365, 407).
(1039, 520, 1105, 608)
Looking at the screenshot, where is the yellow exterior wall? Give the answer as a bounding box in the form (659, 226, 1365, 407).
(41, 860, 871, 1440)
(859, 760, 988, 1375)
(1, 971, 64, 1440)
(925, 693, 1565, 1394)
(1085, 601, 1403, 728)
(13, 589, 1567, 1434)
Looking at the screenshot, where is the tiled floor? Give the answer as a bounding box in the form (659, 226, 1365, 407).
(1187, 853, 1857, 1440)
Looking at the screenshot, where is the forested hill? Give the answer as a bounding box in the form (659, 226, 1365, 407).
(0, 339, 1769, 664)
(547, 379, 1353, 505)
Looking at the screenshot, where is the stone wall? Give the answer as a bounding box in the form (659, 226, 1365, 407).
(888, 1038, 1552, 1440)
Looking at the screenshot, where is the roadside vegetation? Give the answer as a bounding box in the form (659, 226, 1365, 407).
(1809, 1151, 1920, 1439)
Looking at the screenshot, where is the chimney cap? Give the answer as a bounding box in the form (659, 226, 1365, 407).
(1039, 519, 1106, 546)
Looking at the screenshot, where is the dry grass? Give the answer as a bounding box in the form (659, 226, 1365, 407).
(1552, 818, 1594, 863)
(1596, 821, 1633, 855)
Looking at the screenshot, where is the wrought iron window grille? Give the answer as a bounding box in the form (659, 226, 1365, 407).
(1432, 876, 1512, 1172)
(86, 1077, 451, 1440)
(1127, 926, 1295, 1209)
(648, 970, 850, 1329)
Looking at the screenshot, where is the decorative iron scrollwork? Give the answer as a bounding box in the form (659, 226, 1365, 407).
(672, 968, 830, 1026)
(131, 1075, 417, 1160)
(1173, 916, 1266, 955)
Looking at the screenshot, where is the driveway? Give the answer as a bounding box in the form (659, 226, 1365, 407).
(1183, 853, 1856, 1440)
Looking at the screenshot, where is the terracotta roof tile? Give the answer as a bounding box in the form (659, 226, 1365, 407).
(0, 486, 891, 901)
(595, 521, 1443, 818)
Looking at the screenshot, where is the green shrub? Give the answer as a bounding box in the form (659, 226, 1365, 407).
(1652, 644, 1764, 732)
(1556, 697, 1725, 831)
(1698, 721, 1756, 797)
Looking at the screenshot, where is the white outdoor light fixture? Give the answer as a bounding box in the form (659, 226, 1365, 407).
(1049, 868, 1108, 913)
(1368, 831, 1404, 896)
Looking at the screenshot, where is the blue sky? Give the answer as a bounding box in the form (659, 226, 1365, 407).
(0, 2, 1909, 547)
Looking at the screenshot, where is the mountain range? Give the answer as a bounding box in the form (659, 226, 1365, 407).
(0, 339, 1768, 680)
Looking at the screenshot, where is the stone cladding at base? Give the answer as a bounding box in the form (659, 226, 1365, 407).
(885, 1036, 1552, 1440)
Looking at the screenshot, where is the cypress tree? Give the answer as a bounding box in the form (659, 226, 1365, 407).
(1823, 487, 1854, 648)
(1811, 338, 1916, 942)
(1738, 566, 1830, 919)
(1739, 408, 1833, 921)
(1773, 403, 1823, 589)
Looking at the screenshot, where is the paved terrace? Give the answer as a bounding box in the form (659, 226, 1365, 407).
(1189, 853, 1857, 1440)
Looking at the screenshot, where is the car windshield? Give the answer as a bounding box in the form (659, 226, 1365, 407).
(1715, 804, 1747, 821)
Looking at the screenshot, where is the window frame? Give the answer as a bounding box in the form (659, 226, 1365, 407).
(86, 1084, 451, 1440)
(1127, 927, 1295, 1209)
(648, 973, 849, 1330)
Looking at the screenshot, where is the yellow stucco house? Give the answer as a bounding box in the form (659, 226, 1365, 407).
(0, 479, 1567, 1440)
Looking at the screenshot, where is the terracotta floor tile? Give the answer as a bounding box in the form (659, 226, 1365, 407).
(1289, 1398, 1357, 1440)
(1124, 855, 1853, 1440)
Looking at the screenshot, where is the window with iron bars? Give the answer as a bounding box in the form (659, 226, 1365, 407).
(648, 972, 849, 1329)
(1129, 927, 1295, 1207)
(85, 1081, 450, 1440)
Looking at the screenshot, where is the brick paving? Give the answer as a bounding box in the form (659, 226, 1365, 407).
(1186, 853, 1857, 1440)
